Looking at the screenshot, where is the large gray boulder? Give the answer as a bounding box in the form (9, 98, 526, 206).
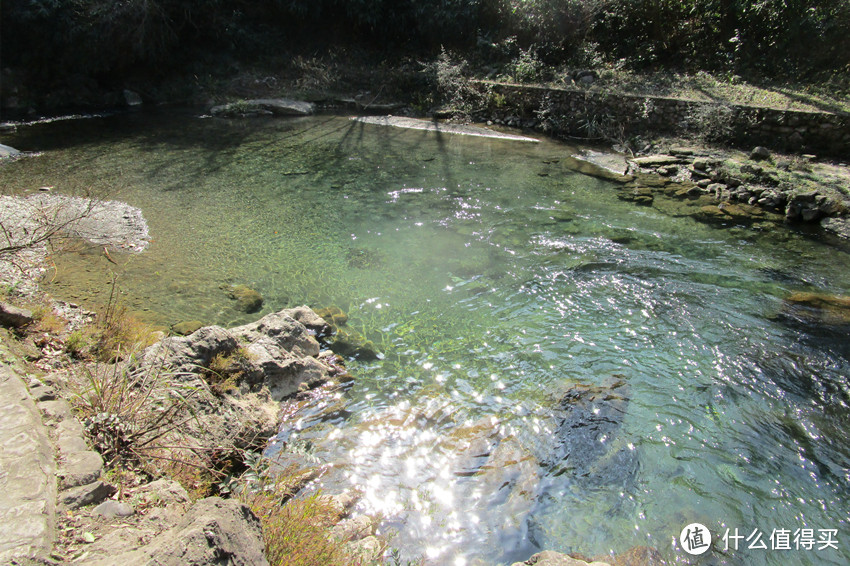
(211, 98, 315, 117)
(241, 341, 330, 400)
(135, 308, 339, 460)
(231, 309, 321, 358)
(229, 308, 331, 399)
(87, 497, 268, 566)
(142, 325, 239, 377)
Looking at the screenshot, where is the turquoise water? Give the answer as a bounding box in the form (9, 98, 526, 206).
(2, 111, 849, 565)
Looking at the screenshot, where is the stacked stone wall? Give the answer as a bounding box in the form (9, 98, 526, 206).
(476, 82, 850, 158)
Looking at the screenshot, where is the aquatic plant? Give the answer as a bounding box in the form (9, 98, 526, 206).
(346, 247, 386, 269)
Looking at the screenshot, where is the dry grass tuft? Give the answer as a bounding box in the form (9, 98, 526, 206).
(68, 356, 198, 470)
(245, 485, 350, 566)
(30, 304, 67, 334)
(89, 303, 158, 361)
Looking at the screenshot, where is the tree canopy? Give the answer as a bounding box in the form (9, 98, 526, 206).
(2, 0, 848, 102)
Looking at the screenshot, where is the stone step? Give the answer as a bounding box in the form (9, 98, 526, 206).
(0, 367, 56, 563)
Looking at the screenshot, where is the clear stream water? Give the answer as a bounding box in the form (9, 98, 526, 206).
(2, 111, 849, 565)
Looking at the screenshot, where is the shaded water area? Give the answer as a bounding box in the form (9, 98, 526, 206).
(2, 111, 850, 565)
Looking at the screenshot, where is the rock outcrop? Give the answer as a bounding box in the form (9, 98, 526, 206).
(137, 307, 344, 458)
(86, 497, 268, 566)
(620, 149, 850, 233)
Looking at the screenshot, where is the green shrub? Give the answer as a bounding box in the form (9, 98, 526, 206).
(687, 102, 736, 142)
(65, 330, 89, 358)
(428, 47, 485, 117)
(510, 47, 543, 83)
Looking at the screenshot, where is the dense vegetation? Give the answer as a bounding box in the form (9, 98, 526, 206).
(2, 0, 849, 107)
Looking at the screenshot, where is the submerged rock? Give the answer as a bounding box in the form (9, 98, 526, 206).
(313, 305, 380, 360)
(328, 328, 381, 361)
(695, 202, 763, 223)
(171, 320, 203, 336)
(346, 246, 385, 269)
(511, 551, 611, 565)
(227, 284, 263, 313)
(315, 305, 349, 330)
(511, 546, 665, 566)
(545, 377, 636, 487)
(782, 292, 850, 326)
(618, 185, 654, 206)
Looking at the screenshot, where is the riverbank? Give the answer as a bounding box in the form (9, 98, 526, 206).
(0, 189, 382, 564)
(343, 113, 850, 243)
(0, 298, 383, 564)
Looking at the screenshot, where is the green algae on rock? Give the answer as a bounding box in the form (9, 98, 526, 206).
(783, 292, 850, 326)
(227, 284, 264, 314)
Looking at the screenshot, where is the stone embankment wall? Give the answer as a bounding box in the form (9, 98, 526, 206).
(475, 81, 850, 158)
